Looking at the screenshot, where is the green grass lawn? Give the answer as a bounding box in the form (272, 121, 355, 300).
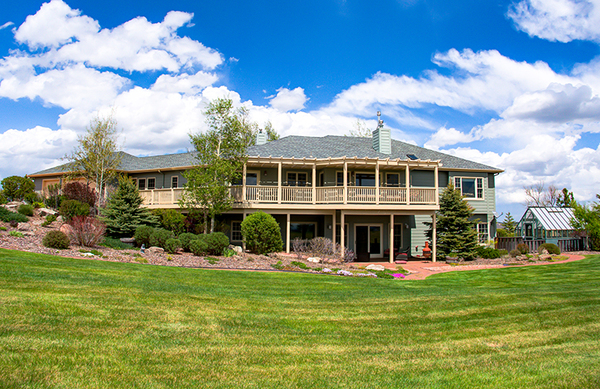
(1, 248, 599, 388)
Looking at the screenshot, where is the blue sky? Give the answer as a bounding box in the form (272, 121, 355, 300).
(2, 0, 600, 219)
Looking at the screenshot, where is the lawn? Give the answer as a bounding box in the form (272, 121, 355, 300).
(1, 248, 599, 388)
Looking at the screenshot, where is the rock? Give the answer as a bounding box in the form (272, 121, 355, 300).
(81, 252, 95, 257)
(366, 264, 386, 271)
(38, 208, 57, 217)
(229, 245, 243, 254)
(307, 257, 321, 263)
(59, 224, 74, 236)
(56, 216, 64, 223)
(32, 220, 43, 226)
(18, 222, 32, 231)
(541, 248, 549, 255)
(539, 254, 552, 261)
(120, 237, 136, 247)
(5, 201, 21, 211)
(147, 246, 164, 254)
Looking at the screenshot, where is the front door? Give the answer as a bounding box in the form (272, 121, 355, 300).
(356, 226, 369, 261)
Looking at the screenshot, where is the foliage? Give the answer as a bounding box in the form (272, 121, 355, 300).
(42, 230, 70, 249)
(557, 188, 575, 207)
(134, 226, 155, 248)
(0, 190, 6, 204)
(571, 197, 600, 250)
(0, 207, 28, 223)
(0, 176, 35, 202)
(32, 201, 44, 208)
(63, 181, 96, 208)
(496, 228, 509, 237)
(292, 237, 307, 260)
(44, 184, 64, 210)
(475, 246, 502, 259)
(100, 176, 159, 238)
(17, 204, 34, 216)
(189, 238, 209, 256)
(523, 182, 561, 207)
(203, 232, 230, 255)
(178, 232, 198, 252)
(149, 228, 175, 248)
(164, 238, 182, 254)
(346, 119, 372, 137)
(100, 237, 132, 250)
(181, 98, 255, 233)
(68, 216, 106, 247)
(538, 243, 560, 255)
(183, 209, 206, 234)
(152, 209, 185, 235)
(502, 212, 517, 236)
(64, 115, 122, 208)
(42, 214, 57, 228)
(425, 184, 479, 260)
(9, 231, 24, 238)
(241, 211, 283, 254)
(249, 121, 280, 144)
(509, 249, 521, 257)
(517, 243, 529, 254)
(60, 199, 90, 222)
(291, 261, 310, 270)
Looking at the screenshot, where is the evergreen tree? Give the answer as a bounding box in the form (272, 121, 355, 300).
(101, 176, 158, 237)
(502, 212, 517, 236)
(426, 183, 479, 260)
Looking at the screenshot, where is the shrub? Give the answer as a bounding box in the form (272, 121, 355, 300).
(203, 232, 229, 255)
(1, 176, 35, 202)
(164, 238, 182, 254)
(100, 237, 132, 250)
(183, 209, 206, 234)
(149, 228, 175, 248)
(178, 232, 198, 252)
(33, 201, 44, 208)
(516, 243, 529, 254)
(240, 211, 283, 254)
(309, 237, 336, 257)
(134, 226, 155, 247)
(475, 245, 502, 259)
(42, 214, 57, 228)
(152, 209, 186, 235)
(538, 243, 560, 255)
(60, 199, 90, 222)
(9, 231, 24, 238)
(43, 230, 70, 249)
(68, 216, 106, 247)
(509, 249, 521, 258)
(0, 190, 6, 204)
(189, 238, 209, 256)
(17, 204, 34, 216)
(63, 182, 96, 208)
(0, 207, 28, 223)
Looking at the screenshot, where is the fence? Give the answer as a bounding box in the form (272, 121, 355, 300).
(496, 237, 584, 253)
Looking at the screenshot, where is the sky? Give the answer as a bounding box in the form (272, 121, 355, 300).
(2, 0, 600, 219)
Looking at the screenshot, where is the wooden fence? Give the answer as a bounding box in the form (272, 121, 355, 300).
(496, 237, 584, 253)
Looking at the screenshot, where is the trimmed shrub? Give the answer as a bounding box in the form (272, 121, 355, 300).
(149, 228, 175, 248)
(509, 249, 521, 258)
(43, 230, 70, 249)
(475, 245, 502, 259)
(538, 243, 560, 255)
(0, 207, 28, 223)
(134, 226, 155, 247)
(152, 209, 186, 235)
(68, 216, 106, 247)
(100, 237, 132, 250)
(240, 211, 283, 254)
(516, 243, 529, 254)
(60, 199, 90, 222)
(178, 232, 198, 252)
(164, 238, 182, 254)
(17, 204, 34, 216)
(203, 232, 229, 255)
(189, 238, 209, 256)
(63, 182, 96, 208)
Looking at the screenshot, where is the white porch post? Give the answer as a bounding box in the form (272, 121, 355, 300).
(375, 161, 380, 205)
(406, 165, 410, 206)
(286, 213, 291, 253)
(242, 163, 247, 202)
(242, 211, 247, 251)
(340, 210, 345, 257)
(432, 213, 437, 262)
(277, 162, 282, 204)
(312, 163, 316, 205)
(389, 214, 394, 263)
(343, 161, 348, 205)
(332, 211, 337, 254)
(434, 164, 439, 205)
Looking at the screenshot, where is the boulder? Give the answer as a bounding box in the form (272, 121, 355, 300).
(541, 248, 549, 255)
(229, 245, 243, 254)
(38, 208, 58, 217)
(539, 254, 552, 261)
(147, 246, 164, 254)
(59, 224, 74, 236)
(307, 257, 321, 263)
(18, 222, 32, 232)
(120, 237, 136, 247)
(366, 264, 386, 271)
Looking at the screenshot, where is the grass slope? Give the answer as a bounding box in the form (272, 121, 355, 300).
(1, 248, 599, 388)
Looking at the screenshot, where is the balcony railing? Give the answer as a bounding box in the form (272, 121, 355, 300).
(140, 186, 438, 207)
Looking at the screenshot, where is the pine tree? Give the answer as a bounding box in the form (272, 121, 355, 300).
(426, 183, 479, 260)
(502, 212, 517, 236)
(101, 176, 158, 237)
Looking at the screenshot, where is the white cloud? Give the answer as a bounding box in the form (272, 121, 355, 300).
(508, 0, 600, 43)
(269, 87, 307, 112)
(151, 71, 218, 95)
(0, 22, 14, 30)
(424, 127, 478, 149)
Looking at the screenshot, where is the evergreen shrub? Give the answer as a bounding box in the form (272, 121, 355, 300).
(475, 246, 502, 259)
(60, 200, 90, 222)
(149, 228, 175, 248)
(178, 232, 198, 252)
(17, 204, 34, 216)
(0, 207, 28, 223)
(134, 226, 155, 247)
(203, 232, 229, 255)
(43, 230, 70, 249)
(164, 238, 182, 254)
(152, 209, 185, 235)
(516, 243, 529, 254)
(0, 190, 6, 204)
(509, 249, 521, 257)
(538, 243, 560, 255)
(240, 211, 283, 254)
(189, 238, 209, 256)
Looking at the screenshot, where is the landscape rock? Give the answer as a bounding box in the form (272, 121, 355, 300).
(366, 264, 386, 271)
(120, 237, 136, 247)
(541, 248, 549, 255)
(307, 257, 321, 263)
(59, 224, 74, 236)
(229, 245, 243, 254)
(539, 254, 552, 261)
(38, 208, 57, 217)
(147, 246, 164, 254)
(18, 223, 32, 231)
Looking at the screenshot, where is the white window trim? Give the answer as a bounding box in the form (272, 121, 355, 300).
(246, 170, 260, 186)
(286, 171, 308, 187)
(231, 221, 243, 242)
(146, 177, 157, 190)
(354, 223, 384, 259)
(453, 176, 485, 200)
(385, 172, 401, 187)
(171, 176, 178, 188)
(138, 178, 146, 191)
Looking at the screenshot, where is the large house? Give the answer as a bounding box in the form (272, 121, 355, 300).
(28, 123, 503, 262)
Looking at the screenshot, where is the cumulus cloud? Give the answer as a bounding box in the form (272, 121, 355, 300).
(508, 0, 600, 43)
(0, 22, 14, 30)
(151, 71, 219, 95)
(424, 127, 478, 149)
(269, 87, 308, 111)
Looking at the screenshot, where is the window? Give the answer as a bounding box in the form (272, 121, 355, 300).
(172, 176, 178, 188)
(477, 223, 488, 243)
(454, 177, 484, 199)
(138, 178, 146, 190)
(393, 224, 403, 250)
(232, 171, 259, 186)
(355, 173, 375, 187)
(290, 223, 315, 240)
(335, 224, 348, 247)
(287, 172, 307, 186)
(336, 171, 353, 186)
(231, 221, 242, 241)
(147, 178, 156, 190)
(386, 173, 399, 187)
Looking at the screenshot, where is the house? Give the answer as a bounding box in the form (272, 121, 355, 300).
(28, 121, 503, 262)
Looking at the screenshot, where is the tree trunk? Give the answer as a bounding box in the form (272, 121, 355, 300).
(204, 210, 209, 234)
(211, 217, 215, 233)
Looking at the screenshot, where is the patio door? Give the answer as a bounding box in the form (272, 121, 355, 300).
(355, 224, 383, 261)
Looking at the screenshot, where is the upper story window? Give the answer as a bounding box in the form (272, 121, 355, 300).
(386, 173, 400, 187)
(287, 172, 307, 186)
(147, 178, 156, 190)
(336, 171, 353, 186)
(138, 178, 146, 190)
(172, 176, 178, 188)
(454, 177, 484, 199)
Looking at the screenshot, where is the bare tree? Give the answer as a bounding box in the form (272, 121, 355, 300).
(524, 181, 560, 207)
(347, 119, 372, 137)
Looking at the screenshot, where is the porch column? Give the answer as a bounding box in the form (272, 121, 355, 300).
(375, 161, 380, 205)
(343, 161, 348, 205)
(332, 211, 337, 254)
(312, 163, 316, 205)
(340, 210, 345, 257)
(434, 164, 439, 205)
(277, 162, 282, 204)
(242, 211, 247, 251)
(389, 214, 394, 263)
(286, 213, 291, 253)
(432, 213, 437, 262)
(405, 165, 410, 205)
(242, 163, 247, 202)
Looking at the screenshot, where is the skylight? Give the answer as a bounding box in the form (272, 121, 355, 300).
(407, 154, 418, 160)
